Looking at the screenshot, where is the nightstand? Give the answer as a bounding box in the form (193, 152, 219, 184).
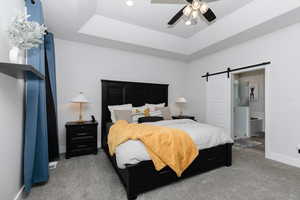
(172, 115, 196, 121)
(65, 121, 98, 159)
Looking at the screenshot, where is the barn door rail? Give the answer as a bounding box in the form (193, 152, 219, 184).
(202, 61, 271, 82)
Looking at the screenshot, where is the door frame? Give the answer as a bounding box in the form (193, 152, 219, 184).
(229, 65, 270, 156)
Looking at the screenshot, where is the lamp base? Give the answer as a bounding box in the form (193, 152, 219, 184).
(179, 107, 184, 116)
(78, 105, 84, 123)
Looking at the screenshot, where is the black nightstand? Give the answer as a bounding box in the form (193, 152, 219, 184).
(65, 121, 98, 159)
(172, 115, 195, 121)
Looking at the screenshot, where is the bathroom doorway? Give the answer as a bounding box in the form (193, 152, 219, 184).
(232, 69, 265, 152)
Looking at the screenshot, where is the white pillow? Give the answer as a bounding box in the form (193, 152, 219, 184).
(146, 103, 166, 112)
(150, 110, 163, 117)
(132, 105, 147, 114)
(155, 107, 172, 120)
(114, 110, 133, 123)
(108, 104, 132, 123)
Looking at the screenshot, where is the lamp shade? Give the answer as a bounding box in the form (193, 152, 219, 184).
(176, 97, 187, 103)
(71, 92, 88, 103)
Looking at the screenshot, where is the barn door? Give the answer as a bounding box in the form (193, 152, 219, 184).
(206, 74, 231, 136)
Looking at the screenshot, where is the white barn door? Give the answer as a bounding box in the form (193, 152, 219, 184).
(206, 74, 231, 136)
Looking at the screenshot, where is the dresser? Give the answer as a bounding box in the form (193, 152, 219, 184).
(65, 121, 98, 159)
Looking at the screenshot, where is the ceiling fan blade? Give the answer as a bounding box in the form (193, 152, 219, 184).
(168, 6, 186, 25)
(202, 8, 216, 22)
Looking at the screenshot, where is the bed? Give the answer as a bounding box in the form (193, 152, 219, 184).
(101, 80, 233, 200)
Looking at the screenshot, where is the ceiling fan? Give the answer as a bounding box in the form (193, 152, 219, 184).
(152, 0, 218, 26)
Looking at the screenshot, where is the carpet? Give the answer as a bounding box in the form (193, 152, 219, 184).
(234, 139, 263, 148)
(25, 148, 300, 200)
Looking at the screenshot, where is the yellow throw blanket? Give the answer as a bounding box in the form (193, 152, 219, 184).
(108, 120, 199, 177)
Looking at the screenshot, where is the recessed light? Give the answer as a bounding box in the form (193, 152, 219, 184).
(126, 0, 134, 7)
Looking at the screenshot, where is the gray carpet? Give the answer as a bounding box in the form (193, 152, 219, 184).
(234, 139, 263, 148)
(25, 148, 300, 200)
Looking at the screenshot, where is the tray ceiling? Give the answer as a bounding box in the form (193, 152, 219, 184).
(42, 0, 300, 61)
(96, 0, 253, 38)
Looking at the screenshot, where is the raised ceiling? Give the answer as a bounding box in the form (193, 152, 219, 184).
(96, 0, 253, 38)
(42, 0, 300, 61)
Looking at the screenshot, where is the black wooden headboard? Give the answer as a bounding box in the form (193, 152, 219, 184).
(101, 80, 169, 148)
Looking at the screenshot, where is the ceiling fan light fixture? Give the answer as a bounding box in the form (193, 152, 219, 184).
(191, 18, 198, 25)
(183, 5, 193, 16)
(191, 10, 199, 19)
(199, 2, 209, 14)
(192, 0, 201, 10)
(126, 0, 134, 7)
(185, 17, 197, 26)
(166, 0, 217, 27)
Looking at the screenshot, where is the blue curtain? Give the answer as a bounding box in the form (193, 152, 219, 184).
(45, 33, 57, 110)
(45, 33, 60, 161)
(24, 0, 49, 192)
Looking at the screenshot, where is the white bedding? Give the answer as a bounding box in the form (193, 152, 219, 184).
(115, 119, 233, 169)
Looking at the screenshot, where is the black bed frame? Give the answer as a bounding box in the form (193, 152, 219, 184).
(101, 80, 233, 200)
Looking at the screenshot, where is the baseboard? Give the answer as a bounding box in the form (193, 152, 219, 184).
(14, 185, 24, 200)
(266, 152, 300, 168)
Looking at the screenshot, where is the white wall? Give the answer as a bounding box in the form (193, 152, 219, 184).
(0, 0, 25, 200)
(55, 39, 186, 153)
(186, 22, 300, 168)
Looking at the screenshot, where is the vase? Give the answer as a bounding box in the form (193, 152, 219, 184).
(9, 47, 26, 64)
(18, 49, 26, 64)
(9, 46, 20, 63)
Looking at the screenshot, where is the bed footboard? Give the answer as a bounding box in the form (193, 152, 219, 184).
(103, 143, 232, 200)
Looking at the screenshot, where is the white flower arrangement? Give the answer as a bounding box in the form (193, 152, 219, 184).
(8, 13, 47, 50)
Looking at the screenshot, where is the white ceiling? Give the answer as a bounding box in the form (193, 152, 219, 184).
(42, 0, 300, 61)
(96, 0, 254, 38)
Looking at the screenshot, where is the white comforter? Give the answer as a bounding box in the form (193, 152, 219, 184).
(115, 119, 233, 169)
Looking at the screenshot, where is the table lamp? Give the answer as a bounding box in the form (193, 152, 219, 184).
(176, 97, 187, 116)
(71, 92, 88, 122)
